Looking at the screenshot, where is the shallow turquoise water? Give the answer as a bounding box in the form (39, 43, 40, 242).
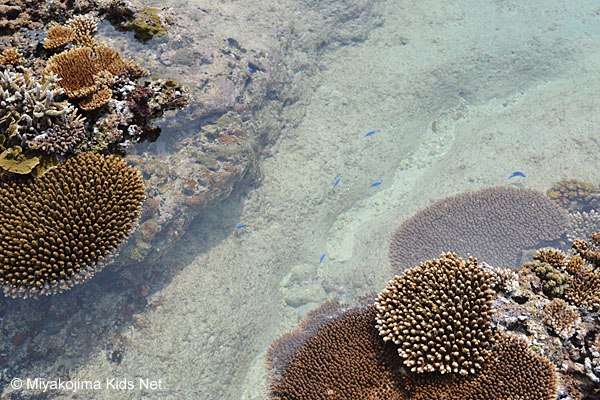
(15, 1, 600, 399)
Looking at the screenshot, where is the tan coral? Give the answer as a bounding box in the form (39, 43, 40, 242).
(0, 48, 24, 65)
(375, 252, 497, 375)
(0, 152, 145, 298)
(404, 333, 558, 400)
(44, 23, 76, 50)
(125, 58, 150, 79)
(533, 247, 568, 269)
(65, 14, 98, 47)
(565, 266, 600, 310)
(267, 306, 405, 400)
(44, 44, 127, 99)
(543, 298, 580, 339)
(79, 87, 112, 110)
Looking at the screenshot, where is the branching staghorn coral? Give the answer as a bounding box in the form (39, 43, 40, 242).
(0, 69, 72, 137)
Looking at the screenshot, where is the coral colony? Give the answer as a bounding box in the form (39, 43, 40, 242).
(0, 11, 189, 298)
(267, 185, 600, 399)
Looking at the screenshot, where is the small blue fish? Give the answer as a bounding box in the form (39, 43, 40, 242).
(365, 130, 376, 137)
(370, 181, 382, 187)
(508, 171, 526, 179)
(248, 65, 254, 72)
(319, 253, 326, 264)
(235, 224, 247, 228)
(333, 177, 341, 188)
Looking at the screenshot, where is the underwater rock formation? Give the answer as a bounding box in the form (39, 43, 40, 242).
(389, 187, 568, 274)
(0, 152, 145, 298)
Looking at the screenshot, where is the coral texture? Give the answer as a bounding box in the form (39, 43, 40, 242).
(0, 69, 72, 137)
(547, 179, 597, 211)
(375, 252, 497, 375)
(27, 110, 86, 155)
(526, 260, 569, 298)
(267, 306, 405, 400)
(266, 300, 347, 375)
(564, 266, 600, 310)
(65, 14, 97, 47)
(389, 187, 568, 274)
(0, 152, 145, 298)
(543, 298, 580, 339)
(403, 333, 558, 400)
(568, 210, 600, 243)
(44, 23, 76, 50)
(572, 232, 600, 268)
(44, 44, 127, 99)
(0, 48, 24, 65)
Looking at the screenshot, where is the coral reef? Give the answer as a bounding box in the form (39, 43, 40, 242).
(568, 210, 600, 244)
(564, 266, 600, 310)
(572, 232, 600, 268)
(481, 261, 519, 293)
(0, 152, 145, 298)
(267, 254, 563, 399)
(543, 298, 580, 339)
(389, 187, 568, 274)
(526, 260, 569, 297)
(45, 44, 127, 99)
(547, 179, 598, 212)
(44, 23, 76, 50)
(65, 14, 98, 47)
(375, 253, 497, 375)
(0, 48, 24, 66)
(27, 110, 86, 155)
(267, 306, 405, 400)
(0, 70, 72, 137)
(403, 333, 558, 400)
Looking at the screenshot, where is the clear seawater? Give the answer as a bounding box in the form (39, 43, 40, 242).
(9, 0, 600, 399)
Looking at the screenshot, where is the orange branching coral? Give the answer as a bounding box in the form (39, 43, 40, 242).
(0, 48, 24, 66)
(375, 253, 497, 375)
(44, 23, 76, 50)
(403, 334, 558, 400)
(0, 152, 145, 298)
(79, 87, 112, 111)
(44, 44, 127, 99)
(543, 298, 580, 339)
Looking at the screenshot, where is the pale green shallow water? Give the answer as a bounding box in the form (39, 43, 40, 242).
(58, 0, 600, 398)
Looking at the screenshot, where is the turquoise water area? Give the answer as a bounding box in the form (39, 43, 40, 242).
(38, 0, 600, 399)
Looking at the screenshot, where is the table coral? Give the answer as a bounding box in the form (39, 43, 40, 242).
(389, 187, 568, 274)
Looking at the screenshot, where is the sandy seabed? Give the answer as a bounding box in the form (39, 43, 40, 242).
(56, 0, 600, 399)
